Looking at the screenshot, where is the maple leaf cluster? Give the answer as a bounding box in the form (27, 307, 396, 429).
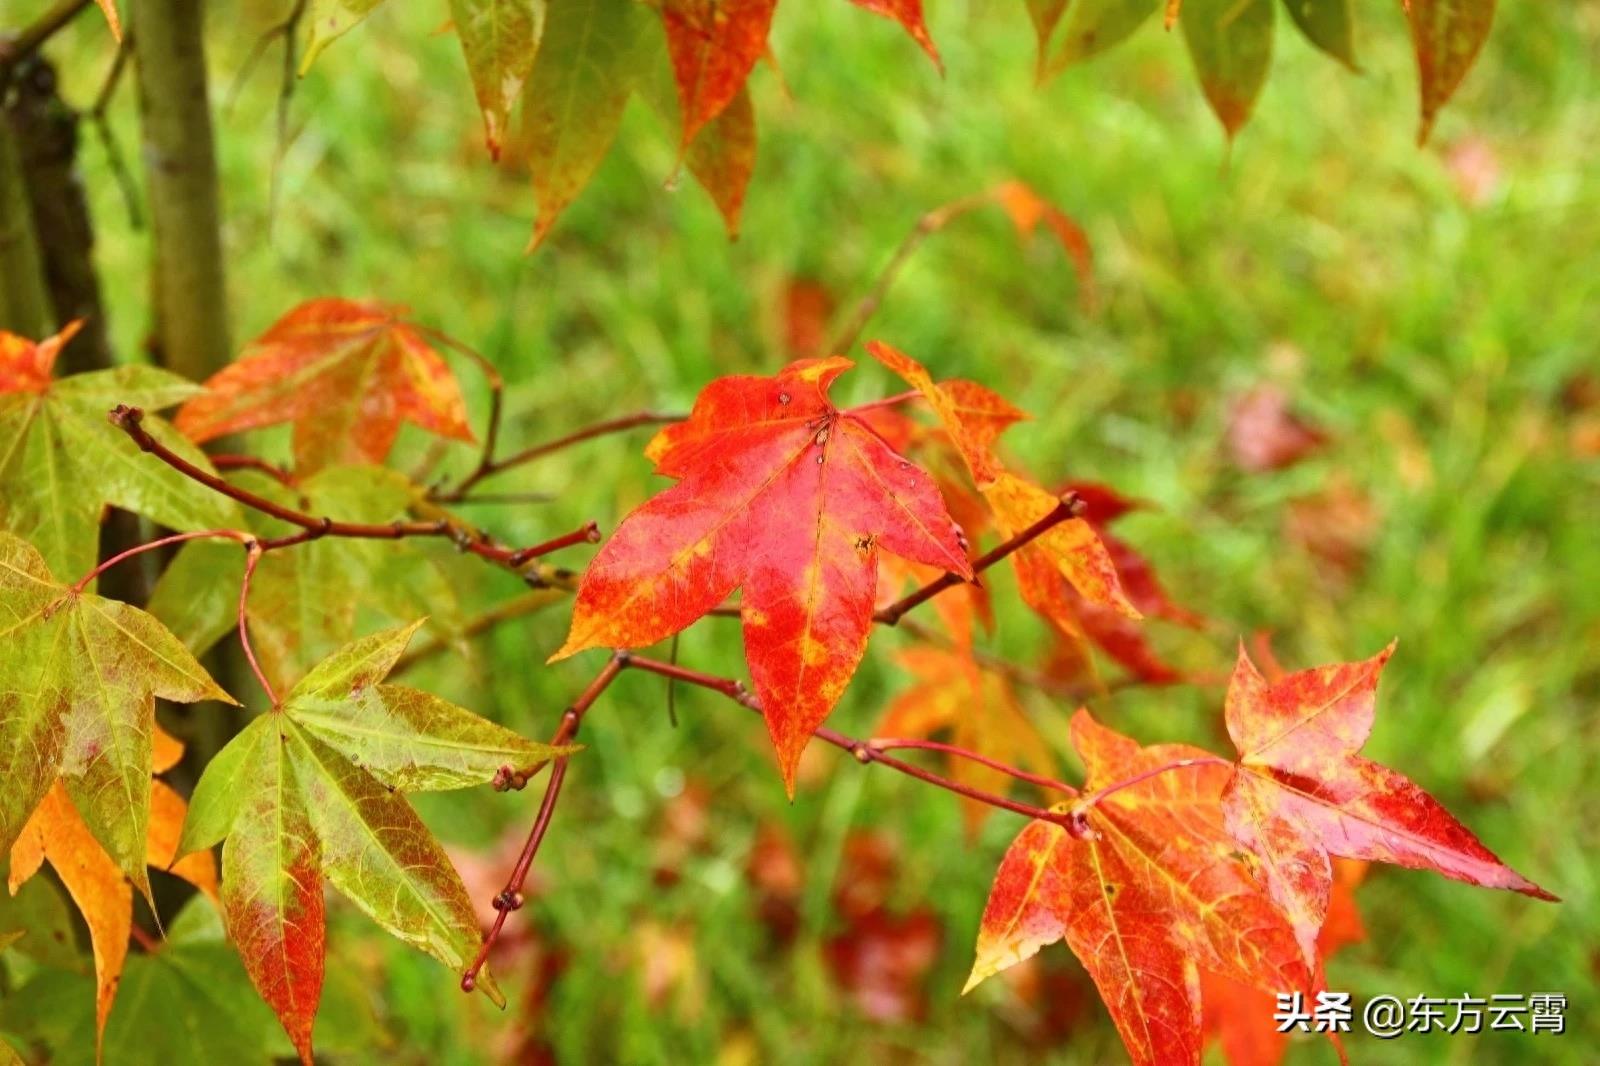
(276, 0, 1497, 245)
(0, 297, 1560, 1066)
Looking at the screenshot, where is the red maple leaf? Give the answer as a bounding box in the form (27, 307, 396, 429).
(554, 357, 972, 790)
(659, 0, 778, 150)
(174, 298, 473, 472)
(1221, 643, 1556, 969)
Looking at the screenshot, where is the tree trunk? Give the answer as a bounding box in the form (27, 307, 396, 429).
(0, 114, 51, 336)
(130, 0, 230, 379)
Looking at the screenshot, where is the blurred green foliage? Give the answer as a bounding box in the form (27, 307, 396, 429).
(6, 0, 1597, 1062)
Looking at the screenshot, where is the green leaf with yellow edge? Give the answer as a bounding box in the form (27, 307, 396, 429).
(0, 533, 234, 905)
(149, 464, 465, 693)
(0, 324, 241, 583)
(1181, 0, 1275, 139)
(184, 624, 560, 1056)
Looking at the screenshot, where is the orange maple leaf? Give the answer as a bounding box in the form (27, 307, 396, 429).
(8, 726, 217, 1050)
(554, 357, 972, 791)
(175, 299, 473, 473)
(867, 341, 1135, 616)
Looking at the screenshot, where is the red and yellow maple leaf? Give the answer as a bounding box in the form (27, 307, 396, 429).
(659, 0, 778, 151)
(8, 725, 217, 1051)
(966, 711, 1310, 1066)
(1221, 644, 1556, 969)
(554, 357, 972, 791)
(174, 299, 474, 473)
(1201, 859, 1368, 1066)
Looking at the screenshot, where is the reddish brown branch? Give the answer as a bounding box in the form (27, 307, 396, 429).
(210, 453, 298, 488)
(108, 405, 592, 582)
(435, 409, 684, 503)
(622, 656, 1085, 827)
(866, 738, 1078, 797)
(874, 491, 1083, 625)
(461, 652, 627, 990)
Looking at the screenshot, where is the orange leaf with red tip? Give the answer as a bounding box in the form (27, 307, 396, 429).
(174, 299, 474, 474)
(967, 711, 1310, 1066)
(1221, 643, 1555, 969)
(659, 0, 778, 151)
(0, 319, 82, 393)
(555, 358, 972, 791)
(849, 0, 942, 71)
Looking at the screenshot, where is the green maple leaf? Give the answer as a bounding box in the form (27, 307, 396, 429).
(0, 323, 241, 583)
(0, 533, 235, 904)
(178, 622, 575, 1062)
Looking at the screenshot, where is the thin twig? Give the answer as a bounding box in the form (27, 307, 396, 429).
(827, 192, 994, 355)
(210, 453, 297, 487)
(108, 405, 591, 582)
(237, 543, 277, 705)
(69, 528, 247, 594)
(622, 655, 1087, 829)
(874, 491, 1083, 625)
(865, 738, 1078, 797)
(0, 0, 92, 83)
(87, 33, 141, 227)
(461, 652, 628, 990)
(434, 409, 685, 503)
(1071, 756, 1232, 821)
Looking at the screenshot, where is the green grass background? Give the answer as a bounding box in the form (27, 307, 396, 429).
(11, 0, 1599, 1061)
